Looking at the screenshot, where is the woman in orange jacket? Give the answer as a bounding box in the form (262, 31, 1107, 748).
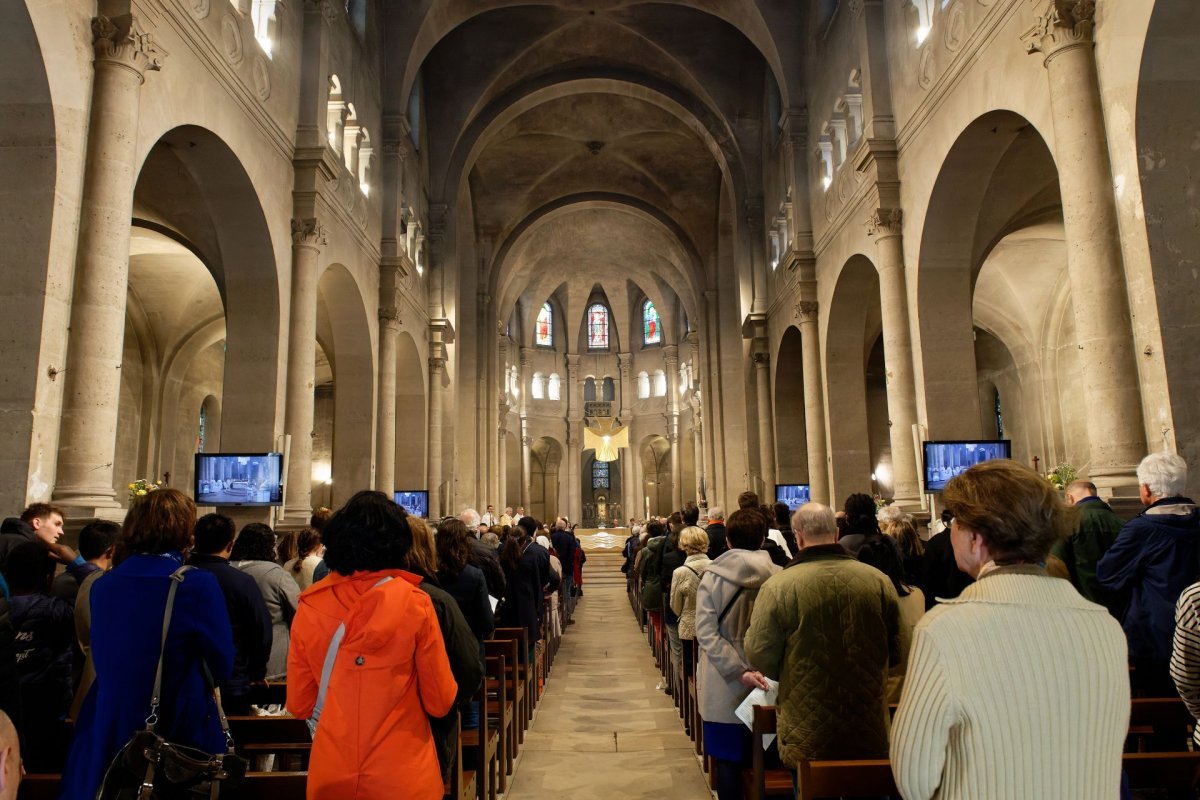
(287, 491, 457, 800)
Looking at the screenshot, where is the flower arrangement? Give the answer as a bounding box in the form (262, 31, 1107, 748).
(128, 478, 162, 502)
(1047, 463, 1077, 491)
(873, 494, 888, 512)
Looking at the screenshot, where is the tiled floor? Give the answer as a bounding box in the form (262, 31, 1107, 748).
(505, 585, 712, 799)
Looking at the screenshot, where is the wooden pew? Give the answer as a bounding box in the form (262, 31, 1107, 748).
(464, 655, 503, 800)
(247, 680, 288, 708)
(1127, 696, 1194, 751)
(444, 711, 477, 800)
(227, 715, 313, 769)
(492, 627, 533, 730)
(482, 647, 516, 790)
(17, 772, 309, 800)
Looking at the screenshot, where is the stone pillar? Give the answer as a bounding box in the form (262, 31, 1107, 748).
(867, 209, 921, 505)
(520, 420, 532, 510)
(687, 332, 708, 511)
(692, 414, 705, 507)
(374, 307, 400, 492)
(752, 346, 776, 497)
(54, 16, 164, 512)
(796, 302, 831, 505)
(565, 354, 581, 522)
(1024, 0, 1146, 486)
(617, 352, 637, 522)
(497, 399, 509, 510)
(665, 345, 683, 510)
(428, 352, 447, 517)
(280, 219, 326, 523)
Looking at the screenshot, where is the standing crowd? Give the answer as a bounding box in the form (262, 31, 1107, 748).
(0, 492, 581, 799)
(626, 452, 1200, 799)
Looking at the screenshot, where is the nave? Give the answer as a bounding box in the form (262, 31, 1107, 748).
(506, 579, 710, 799)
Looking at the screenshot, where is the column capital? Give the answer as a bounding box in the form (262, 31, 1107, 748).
(92, 15, 166, 79)
(519, 346, 531, 367)
(521, 434, 532, 447)
(1023, 0, 1095, 63)
(291, 217, 328, 249)
(617, 352, 633, 377)
(429, 355, 447, 374)
(382, 139, 410, 160)
(753, 351, 770, 368)
(795, 300, 819, 324)
(378, 306, 401, 330)
(663, 344, 679, 369)
(866, 207, 903, 238)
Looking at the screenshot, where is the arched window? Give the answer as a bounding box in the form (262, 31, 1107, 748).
(535, 302, 553, 347)
(508, 366, 519, 397)
(251, 0, 278, 56)
(357, 128, 373, 195)
(583, 377, 597, 402)
(587, 304, 609, 350)
(548, 373, 561, 401)
(198, 401, 208, 453)
(637, 371, 650, 399)
(531, 372, 545, 400)
(994, 389, 1004, 439)
(326, 75, 345, 152)
(643, 299, 661, 345)
(653, 369, 667, 397)
(602, 377, 615, 402)
(407, 71, 422, 149)
(592, 460, 610, 489)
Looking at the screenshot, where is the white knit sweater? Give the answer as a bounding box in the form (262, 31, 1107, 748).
(890, 566, 1129, 800)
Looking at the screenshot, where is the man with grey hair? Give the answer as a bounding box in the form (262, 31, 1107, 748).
(459, 508, 482, 533)
(1099, 452, 1200, 695)
(745, 502, 904, 767)
(704, 505, 727, 560)
(459, 507, 506, 597)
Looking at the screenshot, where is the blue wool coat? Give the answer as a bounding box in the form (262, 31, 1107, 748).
(59, 554, 234, 799)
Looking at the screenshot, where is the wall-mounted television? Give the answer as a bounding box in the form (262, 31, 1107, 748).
(195, 453, 284, 506)
(922, 440, 1011, 493)
(775, 484, 812, 512)
(394, 490, 429, 519)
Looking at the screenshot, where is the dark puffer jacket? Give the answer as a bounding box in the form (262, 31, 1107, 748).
(1097, 497, 1200, 664)
(744, 544, 906, 765)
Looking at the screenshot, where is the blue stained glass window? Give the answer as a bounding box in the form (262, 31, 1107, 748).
(592, 460, 610, 489)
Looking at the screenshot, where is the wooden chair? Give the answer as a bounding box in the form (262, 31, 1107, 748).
(482, 647, 516, 790)
(492, 627, 534, 729)
(227, 715, 313, 769)
(443, 712, 477, 800)
(464, 655, 503, 800)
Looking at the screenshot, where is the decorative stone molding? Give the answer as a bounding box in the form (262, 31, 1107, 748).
(866, 208, 903, 237)
(189, 0, 211, 20)
(220, 15, 243, 65)
(252, 56, 271, 101)
(753, 352, 770, 367)
(378, 307, 401, 329)
(291, 217, 328, 248)
(943, 2, 967, 51)
(429, 355, 447, 373)
(382, 140, 410, 160)
(519, 347, 531, 368)
(918, 48, 936, 89)
(794, 301, 819, 324)
(1023, 0, 1095, 62)
(92, 15, 165, 78)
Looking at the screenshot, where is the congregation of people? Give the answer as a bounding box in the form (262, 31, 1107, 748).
(625, 451, 1200, 799)
(0, 491, 585, 799)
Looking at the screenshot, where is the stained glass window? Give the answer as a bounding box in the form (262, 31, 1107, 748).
(535, 302, 553, 347)
(587, 304, 609, 349)
(198, 402, 207, 453)
(643, 300, 661, 345)
(592, 460, 610, 489)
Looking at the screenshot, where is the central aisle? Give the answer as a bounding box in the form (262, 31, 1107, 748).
(505, 583, 713, 799)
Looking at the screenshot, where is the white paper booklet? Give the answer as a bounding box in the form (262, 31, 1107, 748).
(734, 678, 780, 749)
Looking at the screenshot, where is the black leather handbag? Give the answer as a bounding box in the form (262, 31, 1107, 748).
(97, 566, 248, 799)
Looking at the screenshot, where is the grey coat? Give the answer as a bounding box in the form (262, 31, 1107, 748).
(233, 559, 300, 677)
(694, 548, 780, 724)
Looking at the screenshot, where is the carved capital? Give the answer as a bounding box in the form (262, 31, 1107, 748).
(92, 15, 165, 78)
(795, 301, 819, 324)
(378, 306, 401, 330)
(291, 217, 328, 248)
(519, 347, 531, 368)
(866, 208, 903, 238)
(753, 351, 770, 368)
(429, 355, 447, 374)
(382, 140, 410, 160)
(521, 435, 532, 448)
(1023, 0, 1095, 62)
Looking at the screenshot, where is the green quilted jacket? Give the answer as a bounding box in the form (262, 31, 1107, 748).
(744, 544, 907, 766)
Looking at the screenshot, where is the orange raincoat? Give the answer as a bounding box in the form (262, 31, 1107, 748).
(287, 569, 457, 799)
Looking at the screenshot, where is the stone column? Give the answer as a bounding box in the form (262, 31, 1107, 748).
(692, 412, 705, 507)
(565, 354, 581, 522)
(520, 421, 532, 510)
(867, 209, 921, 505)
(428, 352, 447, 517)
(752, 344, 777, 497)
(497, 399, 509, 510)
(796, 301, 831, 505)
(617, 352, 636, 522)
(374, 307, 400, 492)
(664, 345, 683, 510)
(54, 16, 164, 512)
(279, 219, 326, 523)
(1024, 0, 1146, 486)
(687, 333, 708, 511)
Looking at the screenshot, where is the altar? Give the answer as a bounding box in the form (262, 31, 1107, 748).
(576, 527, 631, 552)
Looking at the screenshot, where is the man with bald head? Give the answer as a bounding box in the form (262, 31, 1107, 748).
(745, 503, 905, 768)
(0, 710, 20, 800)
(1049, 479, 1125, 618)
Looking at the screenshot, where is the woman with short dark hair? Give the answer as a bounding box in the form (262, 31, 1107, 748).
(232, 523, 298, 679)
(891, 460, 1129, 799)
(287, 491, 458, 800)
(838, 493, 882, 556)
(61, 489, 234, 798)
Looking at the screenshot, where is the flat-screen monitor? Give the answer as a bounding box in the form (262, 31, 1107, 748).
(394, 490, 429, 519)
(195, 453, 283, 506)
(923, 440, 1011, 493)
(775, 484, 812, 512)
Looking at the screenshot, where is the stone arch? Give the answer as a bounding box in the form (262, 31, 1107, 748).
(0, 0, 58, 510)
(530, 435, 563, 522)
(639, 433, 672, 516)
(316, 263, 376, 505)
(824, 255, 881, 502)
(395, 330, 427, 493)
(773, 326, 808, 485)
(915, 110, 1060, 440)
(1138, 0, 1200, 489)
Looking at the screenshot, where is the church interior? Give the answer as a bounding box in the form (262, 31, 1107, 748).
(3, 0, 1200, 798)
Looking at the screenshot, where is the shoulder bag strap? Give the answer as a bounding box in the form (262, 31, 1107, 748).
(145, 565, 192, 730)
(717, 586, 745, 627)
(311, 576, 393, 731)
